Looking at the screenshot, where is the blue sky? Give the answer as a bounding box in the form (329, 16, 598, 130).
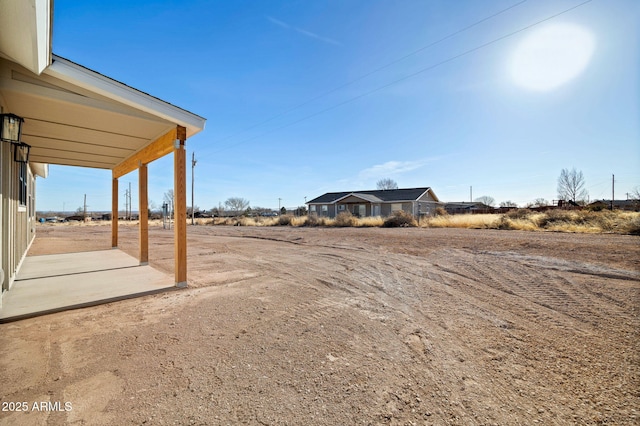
(38, 0, 639, 212)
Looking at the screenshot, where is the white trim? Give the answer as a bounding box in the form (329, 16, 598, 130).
(35, 0, 52, 74)
(44, 55, 206, 138)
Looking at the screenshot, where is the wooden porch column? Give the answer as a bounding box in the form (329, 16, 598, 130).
(174, 126, 187, 287)
(112, 177, 118, 248)
(139, 163, 149, 265)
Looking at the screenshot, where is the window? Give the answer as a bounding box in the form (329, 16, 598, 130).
(310, 205, 316, 212)
(338, 205, 345, 211)
(18, 162, 27, 206)
(391, 203, 402, 212)
(321, 205, 328, 212)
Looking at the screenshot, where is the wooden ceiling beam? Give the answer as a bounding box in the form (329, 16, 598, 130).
(112, 127, 179, 178)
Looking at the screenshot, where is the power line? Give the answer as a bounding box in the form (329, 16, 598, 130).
(205, 0, 593, 158)
(205, 0, 529, 149)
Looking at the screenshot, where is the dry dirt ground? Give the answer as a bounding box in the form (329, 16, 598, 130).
(1, 224, 639, 425)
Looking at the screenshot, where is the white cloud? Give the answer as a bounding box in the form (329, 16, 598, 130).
(266, 16, 290, 29)
(266, 16, 341, 46)
(358, 160, 429, 180)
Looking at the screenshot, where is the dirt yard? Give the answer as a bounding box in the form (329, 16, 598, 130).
(1, 224, 639, 425)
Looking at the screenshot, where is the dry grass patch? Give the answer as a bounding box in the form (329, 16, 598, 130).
(199, 210, 640, 234)
(425, 214, 501, 229)
(358, 216, 385, 227)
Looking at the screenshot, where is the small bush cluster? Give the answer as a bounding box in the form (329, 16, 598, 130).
(382, 210, 417, 228)
(335, 212, 358, 227)
(277, 214, 294, 226)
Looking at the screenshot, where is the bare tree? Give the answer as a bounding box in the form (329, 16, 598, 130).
(499, 200, 518, 208)
(376, 178, 398, 190)
(630, 186, 640, 201)
(557, 168, 588, 204)
(528, 198, 549, 207)
(225, 197, 250, 216)
(474, 196, 495, 207)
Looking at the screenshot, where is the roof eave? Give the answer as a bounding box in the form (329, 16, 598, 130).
(44, 55, 206, 138)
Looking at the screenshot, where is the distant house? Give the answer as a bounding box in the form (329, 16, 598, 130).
(444, 202, 494, 214)
(307, 187, 440, 218)
(588, 199, 640, 212)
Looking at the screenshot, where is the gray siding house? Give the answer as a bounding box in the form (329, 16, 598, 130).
(307, 187, 440, 218)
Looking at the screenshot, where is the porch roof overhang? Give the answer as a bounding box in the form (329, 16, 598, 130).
(0, 54, 206, 172)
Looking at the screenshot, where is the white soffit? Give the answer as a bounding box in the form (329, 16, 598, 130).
(0, 0, 51, 75)
(1, 57, 201, 169)
(44, 55, 206, 138)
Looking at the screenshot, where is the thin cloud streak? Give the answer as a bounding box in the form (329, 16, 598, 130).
(267, 16, 341, 46)
(358, 159, 434, 180)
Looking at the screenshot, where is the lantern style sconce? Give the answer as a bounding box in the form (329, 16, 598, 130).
(14, 142, 31, 163)
(0, 113, 30, 163)
(1, 113, 24, 143)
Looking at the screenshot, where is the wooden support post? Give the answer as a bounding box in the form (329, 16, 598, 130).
(174, 126, 187, 287)
(112, 177, 118, 248)
(139, 163, 149, 265)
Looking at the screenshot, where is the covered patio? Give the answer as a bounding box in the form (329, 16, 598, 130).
(1, 46, 205, 316)
(0, 249, 174, 323)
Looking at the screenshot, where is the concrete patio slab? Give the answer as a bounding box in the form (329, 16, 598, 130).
(0, 250, 175, 323)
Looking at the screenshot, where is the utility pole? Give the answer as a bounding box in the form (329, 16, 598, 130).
(124, 188, 128, 221)
(128, 182, 132, 220)
(611, 174, 615, 211)
(191, 152, 197, 225)
(83, 194, 87, 219)
(470, 186, 472, 203)
(278, 198, 282, 215)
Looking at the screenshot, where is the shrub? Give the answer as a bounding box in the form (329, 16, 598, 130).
(304, 215, 331, 227)
(383, 210, 417, 228)
(434, 207, 448, 216)
(506, 208, 532, 220)
(622, 215, 640, 235)
(305, 215, 319, 227)
(335, 211, 357, 227)
(537, 209, 575, 228)
(277, 214, 294, 226)
(496, 216, 515, 230)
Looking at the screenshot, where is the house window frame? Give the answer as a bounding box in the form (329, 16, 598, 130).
(391, 203, 402, 212)
(18, 161, 27, 207)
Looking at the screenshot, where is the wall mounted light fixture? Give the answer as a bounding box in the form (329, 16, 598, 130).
(0, 113, 30, 163)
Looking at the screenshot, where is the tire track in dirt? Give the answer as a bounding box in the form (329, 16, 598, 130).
(422, 248, 639, 337)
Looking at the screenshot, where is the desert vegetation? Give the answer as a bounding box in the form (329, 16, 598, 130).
(202, 209, 640, 235)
